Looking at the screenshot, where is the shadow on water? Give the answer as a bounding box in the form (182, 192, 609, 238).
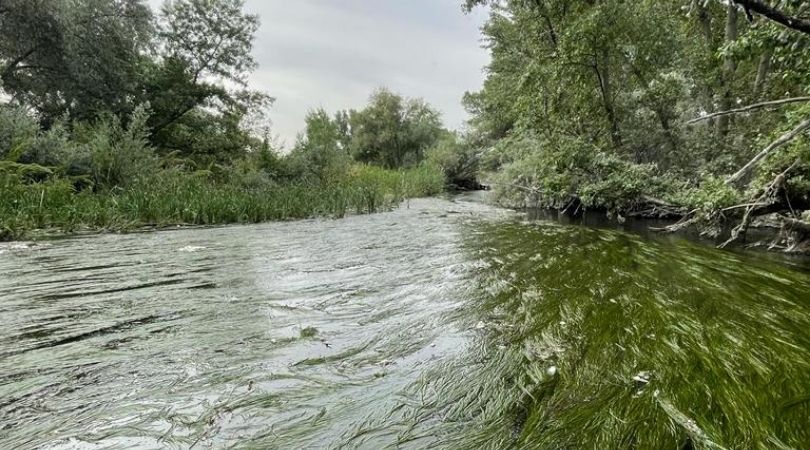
(526, 206, 810, 271)
(1, 194, 810, 448)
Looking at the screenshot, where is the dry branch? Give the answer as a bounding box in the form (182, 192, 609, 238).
(720, 158, 800, 248)
(726, 118, 810, 186)
(687, 97, 810, 124)
(781, 216, 810, 234)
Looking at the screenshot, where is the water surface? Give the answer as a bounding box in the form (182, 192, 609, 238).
(2, 196, 809, 449)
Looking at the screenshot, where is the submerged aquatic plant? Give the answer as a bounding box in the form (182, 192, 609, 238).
(390, 222, 810, 449)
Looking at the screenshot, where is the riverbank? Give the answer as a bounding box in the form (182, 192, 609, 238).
(0, 164, 445, 242)
(488, 184, 810, 255)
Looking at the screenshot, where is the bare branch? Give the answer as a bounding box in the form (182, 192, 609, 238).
(720, 158, 801, 248)
(687, 97, 810, 124)
(781, 215, 810, 234)
(726, 118, 810, 186)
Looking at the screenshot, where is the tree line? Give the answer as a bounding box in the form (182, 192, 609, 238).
(462, 0, 810, 250)
(0, 0, 461, 239)
(0, 0, 469, 188)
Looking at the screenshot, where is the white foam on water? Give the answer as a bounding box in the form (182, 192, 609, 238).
(178, 245, 207, 253)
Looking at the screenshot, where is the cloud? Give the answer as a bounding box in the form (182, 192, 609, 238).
(147, 0, 490, 148)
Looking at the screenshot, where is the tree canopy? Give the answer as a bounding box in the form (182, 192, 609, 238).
(460, 0, 810, 248)
(348, 88, 444, 169)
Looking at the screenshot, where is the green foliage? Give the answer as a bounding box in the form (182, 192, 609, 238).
(146, 0, 271, 159)
(349, 88, 444, 169)
(755, 105, 810, 199)
(426, 132, 480, 187)
(464, 0, 810, 217)
(0, 164, 444, 240)
(488, 133, 663, 213)
(0, 0, 153, 122)
(0, 105, 39, 162)
(673, 176, 742, 212)
(159, 0, 259, 85)
(0, 161, 53, 182)
(287, 109, 352, 182)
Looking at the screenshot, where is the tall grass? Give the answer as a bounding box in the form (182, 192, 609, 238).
(0, 164, 444, 240)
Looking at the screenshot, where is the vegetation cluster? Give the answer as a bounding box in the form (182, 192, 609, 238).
(461, 0, 810, 251)
(0, 0, 455, 240)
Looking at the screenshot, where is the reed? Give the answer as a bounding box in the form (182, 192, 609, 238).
(0, 164, 445, 240)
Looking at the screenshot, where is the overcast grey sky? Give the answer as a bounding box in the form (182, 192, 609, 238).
(149, 0, 490, 148)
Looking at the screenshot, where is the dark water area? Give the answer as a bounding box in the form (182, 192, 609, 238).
(2, 194, 810, 448)
(525, 206, 810, 269)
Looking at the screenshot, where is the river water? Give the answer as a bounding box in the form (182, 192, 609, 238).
(2, 194, 810, 449)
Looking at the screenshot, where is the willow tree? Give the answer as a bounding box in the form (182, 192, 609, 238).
(0, 0, 153, 123)
(349, 89, 443, 169)
(146, 0, 271, 160)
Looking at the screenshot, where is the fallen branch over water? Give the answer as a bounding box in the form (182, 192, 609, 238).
(721, 159, 799, 248)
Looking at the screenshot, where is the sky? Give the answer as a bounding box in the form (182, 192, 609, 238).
(148, 0, 491, 148)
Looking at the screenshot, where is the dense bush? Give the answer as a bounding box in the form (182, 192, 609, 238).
(425, 133, 481, 188)
(486, 133, 665, 213)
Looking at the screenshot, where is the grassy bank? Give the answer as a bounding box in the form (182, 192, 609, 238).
(0, 164, 444, 241)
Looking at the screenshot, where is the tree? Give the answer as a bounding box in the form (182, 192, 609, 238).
(149, 0, 264, 136)
(349, 88, 443, 168)
(287, 109, 351, 181)
(0, 0, 153, 123)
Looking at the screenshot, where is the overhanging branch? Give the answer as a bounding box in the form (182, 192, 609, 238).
(732, 0, 810, 35)
(687, 97, 810, 124)
(726, 118, 810, 186)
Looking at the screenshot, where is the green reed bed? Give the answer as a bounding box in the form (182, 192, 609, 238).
(0, 164, 444, 240)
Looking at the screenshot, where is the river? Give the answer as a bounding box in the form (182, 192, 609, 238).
(2, 194, 809, 449)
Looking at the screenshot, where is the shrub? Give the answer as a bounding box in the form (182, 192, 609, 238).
(71, 105, 158, 189)
(426, 134, 480, 187)
(672, 176, 742, 212)
(490, 132, 665, 213)
(0, 105, 39, 162)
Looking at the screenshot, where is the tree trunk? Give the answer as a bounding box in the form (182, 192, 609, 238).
(752, 47, 772, 99)
(693, 1, 717, 126)
(594, 50, 621, 148)
(717, 2, 739, 137)
(695, 1, 714, 43)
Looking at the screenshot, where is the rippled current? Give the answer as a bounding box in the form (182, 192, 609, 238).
(2, 194, 810, 449)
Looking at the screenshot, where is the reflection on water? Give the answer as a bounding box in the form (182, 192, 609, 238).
(2, 195, 810, 449)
